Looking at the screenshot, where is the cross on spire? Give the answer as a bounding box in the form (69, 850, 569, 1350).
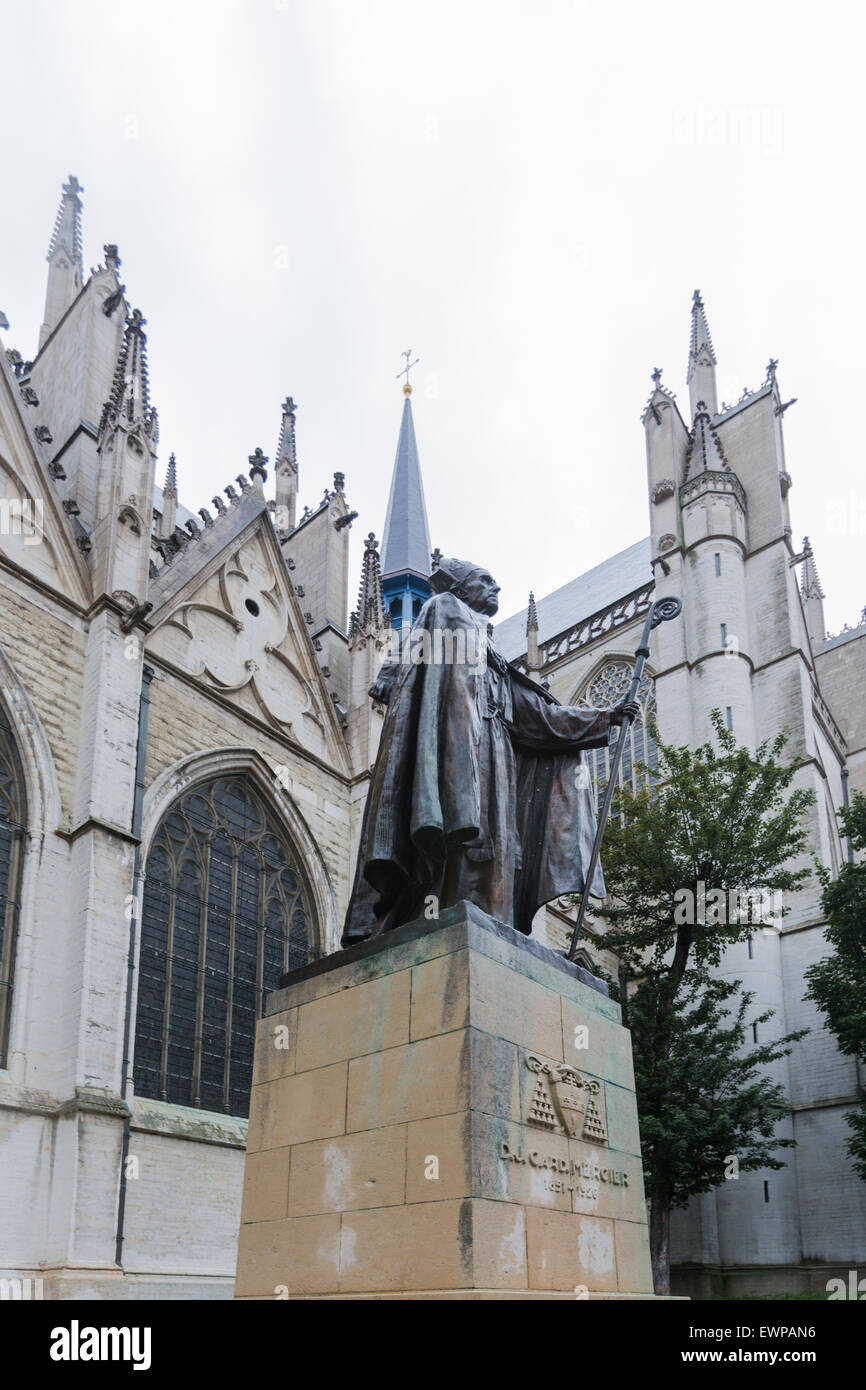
(651, 366, 663, 387)
(397, 350, 419, 396)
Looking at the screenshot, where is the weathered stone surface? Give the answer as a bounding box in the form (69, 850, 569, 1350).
(339, 1200, 473, 1293)
(288, 1127, 407, 1217)
(247, 1062, 347, 1154)
(235, 904, 654, 1298)
(346, 1029, 470, 1132)
(409, 949, 471, 1040)
(405, 1112, 472, 1204)
(469, 950, 564, 1060)
(252, 1010, 297, 1084)
(526, 1208, 618, 1292)
(240, 1147, 291, 1225)
(604, 1081, 642, 1158)
(296, 968, 410, 1071)
(234, 1213, 341, 1297)
(615, 1218, 655, 1294)
(560, 995, 635, 1091)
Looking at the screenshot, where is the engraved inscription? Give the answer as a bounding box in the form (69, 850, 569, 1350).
(499, 1141, 630, 1197)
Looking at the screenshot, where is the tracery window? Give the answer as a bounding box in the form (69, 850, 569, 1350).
(581, 661, 658, 798)
(133, 775, 317, 1117)
(0, 702, 26, 1068)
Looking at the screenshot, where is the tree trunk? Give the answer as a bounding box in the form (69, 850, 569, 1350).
(649, 1192, 671, 1296)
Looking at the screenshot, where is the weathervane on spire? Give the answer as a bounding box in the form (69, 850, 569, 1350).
(397, 349, 419, 396)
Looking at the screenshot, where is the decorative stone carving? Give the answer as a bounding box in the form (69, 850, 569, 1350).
(525, 1055, 608, 1143)
(651, 479, 675, 504)
(149, 532, 328, 746)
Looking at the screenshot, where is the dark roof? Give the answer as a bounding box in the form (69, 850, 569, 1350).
(380, 395, 432, 579)
(495, 536, 653, 660)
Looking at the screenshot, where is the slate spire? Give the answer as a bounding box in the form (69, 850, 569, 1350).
(380, 381, 433, 630)
(687, 289, 718, 419)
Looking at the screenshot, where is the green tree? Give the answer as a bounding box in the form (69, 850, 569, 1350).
(590, 710, 814, 1295)
(804, 792, 866, 1181)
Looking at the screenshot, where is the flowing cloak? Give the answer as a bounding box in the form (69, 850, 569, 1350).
(342, 591, 613, 945)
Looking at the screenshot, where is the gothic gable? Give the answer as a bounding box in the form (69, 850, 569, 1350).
(146, 509, 348, 770)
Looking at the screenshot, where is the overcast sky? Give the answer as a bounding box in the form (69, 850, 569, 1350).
(2, 0, 863, 633)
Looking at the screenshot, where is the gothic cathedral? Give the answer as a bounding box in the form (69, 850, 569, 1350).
(0, 180, 863, 1298)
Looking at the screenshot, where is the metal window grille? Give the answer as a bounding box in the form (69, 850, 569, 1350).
(133, 775, 318, 1117)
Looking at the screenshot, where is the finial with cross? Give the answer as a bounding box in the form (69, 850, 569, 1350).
(397, 350, 419, 395)
(63, 175, 84, 199)
(281, 396, 296, 417)
(651, 366, 663, 388)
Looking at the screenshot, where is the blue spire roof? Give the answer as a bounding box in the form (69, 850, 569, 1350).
(380, 394, 432, 580)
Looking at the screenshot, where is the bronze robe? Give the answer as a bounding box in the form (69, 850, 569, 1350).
(343, 591, 612, 945)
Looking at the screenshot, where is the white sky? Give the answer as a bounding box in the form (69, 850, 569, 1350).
(2, 0, 864, 633)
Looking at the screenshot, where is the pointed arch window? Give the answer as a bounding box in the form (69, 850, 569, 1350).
(133, 775, 318, 1117)
(580, 661, 658, 799)
(0, 702, 26, 1067)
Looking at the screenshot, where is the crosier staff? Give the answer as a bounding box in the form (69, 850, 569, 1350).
(567, 595, 683, 962)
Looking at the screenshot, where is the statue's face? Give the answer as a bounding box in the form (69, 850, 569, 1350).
(458, 567, 501, 616)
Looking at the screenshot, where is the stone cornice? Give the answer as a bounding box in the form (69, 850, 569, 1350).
(679, 469, 746, 511)
(511, 581, 655, 674)
(54, 816, 139, 847)
(0, 1080, 130, 1120)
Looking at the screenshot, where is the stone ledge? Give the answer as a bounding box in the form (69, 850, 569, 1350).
(0, 1080, 130, 1120)
(271, 901, 616, 1021)
(235, 1289, 678, 1300)
(131, 1097, 247, 1149)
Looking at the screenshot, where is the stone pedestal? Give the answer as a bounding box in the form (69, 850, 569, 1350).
(234, 902, 656, 1299)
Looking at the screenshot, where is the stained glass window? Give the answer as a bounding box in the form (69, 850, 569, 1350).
(581, 661, 658, 799)
(0, 702, 26, 1068)
(133, 775, 317, 1117)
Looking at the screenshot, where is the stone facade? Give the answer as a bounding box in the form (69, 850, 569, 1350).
(495, 300, 866, 1297)
(0, 182, 380, 1299)
(0, 186, 862, 1300)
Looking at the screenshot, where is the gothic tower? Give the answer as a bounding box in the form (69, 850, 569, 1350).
(644, 291, 852, 1295)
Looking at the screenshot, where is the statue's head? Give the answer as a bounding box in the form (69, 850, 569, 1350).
(429, 557, 501, 616)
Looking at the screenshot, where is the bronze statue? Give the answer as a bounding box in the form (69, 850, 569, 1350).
(342, 557, 638, 946)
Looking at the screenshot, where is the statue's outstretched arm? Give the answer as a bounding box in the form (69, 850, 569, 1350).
(508, 678, 614, 751)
